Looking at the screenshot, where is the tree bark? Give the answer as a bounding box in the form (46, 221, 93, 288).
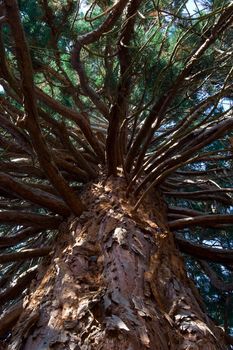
(7, 177, 227, 350)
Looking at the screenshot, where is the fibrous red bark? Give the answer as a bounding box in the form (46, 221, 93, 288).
(7, 177, 227, 350)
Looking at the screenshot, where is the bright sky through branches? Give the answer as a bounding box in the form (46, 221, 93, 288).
(186, 0, 204, 14)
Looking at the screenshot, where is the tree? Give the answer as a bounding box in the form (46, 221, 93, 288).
(0, 0, 233, 348)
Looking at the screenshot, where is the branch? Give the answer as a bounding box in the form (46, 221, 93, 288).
(164, 189, 232, 205)
(198, 260, 233, 292)
(175, 236, 233, 265)
(0, 211, 62, 228)
(0, 173, 71, 216)
(169, 214, 233, 230)
(36, 88, 105, 161)
(168, 206, 205, 217)
(0, 227, 42, 247)
(106, 0, 142, 175)
(0, 25, 20, 94)
(0, 161, 44, 179)
(0, 247, 51, 263)
(0, 266, 37, 304)
(0, 300, 23, 337)
(147, 85, 233, 171)
(134, 116, 233, 209)
(0, 262, 21, 289)
(5, 0, 86, 216)
(0, 134, 31, 155)
(176, 168, 229, 176)
(0, 113, 32, 154)
(71, 0, 130, 119)
(39, 111, 98, 178)
(225, 334, 233, 346)
(125, 3, 233, 172)
(165, 189, 233, 197)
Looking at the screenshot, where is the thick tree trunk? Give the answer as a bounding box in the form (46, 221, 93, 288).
(7, 177, 226, 350)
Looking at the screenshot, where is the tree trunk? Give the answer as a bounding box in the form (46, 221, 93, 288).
(8, 177, 226, 350)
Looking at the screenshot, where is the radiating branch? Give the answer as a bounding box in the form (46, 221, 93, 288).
(5, 0, 86, 216)
(0, 247, 51, 263)
(0, 173, 71, 216)
(0, 211, 62, 228)
(0, 266, 38, 304)
(169, 214, 233, 230)
(198, 260, 233, 292)
(175, 236, 233, 265)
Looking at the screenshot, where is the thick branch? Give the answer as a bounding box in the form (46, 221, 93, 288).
(0, 161, 44, 178)
(0, 247, 51, 263)
(163, 187, 233, 198)
(0, 301, 23, 337)
(0, 211, 62, 228)
(199, 260, 233, 292)
(0, 173, 70, 216)
(0, 227, 42, 247)
(164, 189, 232, 205)
(0, 266, 38, 304)
(175, 236, 233, 265)
(168, 206, 205, 217)
(0, 134, 30, 155)
(169, 214, 233, 230)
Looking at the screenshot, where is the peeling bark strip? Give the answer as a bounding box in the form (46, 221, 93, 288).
(8, 178, 227, 350)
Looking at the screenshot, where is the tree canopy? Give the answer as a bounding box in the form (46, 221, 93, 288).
(0, 0, 233, 344)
